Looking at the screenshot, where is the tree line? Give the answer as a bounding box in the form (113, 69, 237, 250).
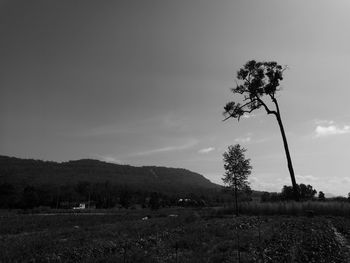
(260, 184, 326, 202)
(0, 181, 226, 210)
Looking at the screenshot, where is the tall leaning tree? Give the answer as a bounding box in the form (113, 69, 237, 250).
(223, 60, 299, 201)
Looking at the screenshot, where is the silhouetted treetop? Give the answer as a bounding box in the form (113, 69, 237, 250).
(224, 60, 286, 121)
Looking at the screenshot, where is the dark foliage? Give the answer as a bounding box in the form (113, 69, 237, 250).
(0, 180, 227, 209)
(0, 183, 16, 208)
(0, 155, 230, 209)
(261, 184, 318, 202)
(318, 191, 326, 201)
(149, 192, 161, 210)
(282, 184, 317, 201)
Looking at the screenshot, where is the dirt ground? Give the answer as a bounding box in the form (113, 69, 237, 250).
(0, 208, 349, 262)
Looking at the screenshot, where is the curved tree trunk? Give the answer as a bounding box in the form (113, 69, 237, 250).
(273, 99, 299, 201)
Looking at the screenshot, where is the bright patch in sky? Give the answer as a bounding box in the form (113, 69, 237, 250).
(198, 147, 215, 154)
(315, 124, 350, 138)
(99, 156, 122, 164)
(132, 140, 198, 156)
(296, 174, 319, 182)
(234, 136, 251, 143)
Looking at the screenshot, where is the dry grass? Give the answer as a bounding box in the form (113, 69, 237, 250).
(230, 201, 350, 216)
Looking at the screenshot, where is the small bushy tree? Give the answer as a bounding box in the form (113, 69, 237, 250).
(222, 144, 252, 216)
(299, 184, 317, 200)
(318, 191, 325, 201)
(281, 183, 317, 201)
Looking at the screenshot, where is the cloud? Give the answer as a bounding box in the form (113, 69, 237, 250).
(314, 119, 334, 125)
(101, 156, 122, 164)
(77, 114, 188, 138)
(132, 139, 198, 156)
(234, 136, 251, 143)
(340, 177, 350, 184)
(161, 114, 188, 131)
(312, 119, 350, 138)
(198, 147, 215, 154)
(225, 133, 269, 147)
(242, 113, 256, 119)
(94, 155, 122, 164)
(314, 124, 350, 137)
(249, 176, 282, 192)
(296, 174, 319, 182)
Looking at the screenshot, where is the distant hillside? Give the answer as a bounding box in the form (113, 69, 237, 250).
(0, 155, 220, 195)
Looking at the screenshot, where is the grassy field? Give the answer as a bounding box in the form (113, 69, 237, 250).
(239, 201, 350, 216)
(1, 206, 350, 262)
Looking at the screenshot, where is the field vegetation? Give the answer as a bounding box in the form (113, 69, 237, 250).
(1, 205, 350, 262)
(235, 201, 350, 217)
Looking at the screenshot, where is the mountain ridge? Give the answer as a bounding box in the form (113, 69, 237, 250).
(0, 155, 220, 195)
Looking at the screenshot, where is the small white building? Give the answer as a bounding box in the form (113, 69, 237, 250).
(73, 203, 86, 210)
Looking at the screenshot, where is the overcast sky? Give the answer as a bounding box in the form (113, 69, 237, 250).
(1, 0, 350, 195)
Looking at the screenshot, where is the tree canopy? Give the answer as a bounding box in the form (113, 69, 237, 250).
(223, 60, 285, 121)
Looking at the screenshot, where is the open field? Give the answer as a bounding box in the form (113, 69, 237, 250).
(1, 206, 350, 262)
(239, 201, 350, 216)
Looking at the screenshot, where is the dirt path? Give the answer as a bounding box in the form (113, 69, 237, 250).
(331, 224, 350, 262)
(35, 212, 110, 216)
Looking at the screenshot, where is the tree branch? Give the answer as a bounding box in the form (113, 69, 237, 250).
(238, 100, 257, 110)
(256, 96, 277, 116)
(271, 97, 280, 115)
(222, 115, 232, 121)
(222, 99, 258, 121)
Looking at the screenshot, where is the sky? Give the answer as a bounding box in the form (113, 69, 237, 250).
(1, 0, 350, 196)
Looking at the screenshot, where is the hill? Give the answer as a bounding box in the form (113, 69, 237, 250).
(0, 155, 220, 195)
